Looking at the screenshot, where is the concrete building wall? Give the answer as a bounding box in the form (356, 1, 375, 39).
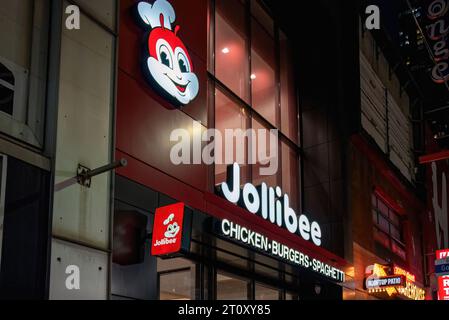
(49, 0, 117, 300)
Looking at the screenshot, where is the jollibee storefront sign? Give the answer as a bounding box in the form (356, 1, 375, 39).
(151, 202, 189, 256)
(220, 219, 345, 282)
(218, 163, 323, 247)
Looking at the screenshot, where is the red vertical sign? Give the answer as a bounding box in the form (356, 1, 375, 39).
(437, 249, 449, 300)
(151, 203, 185, 256)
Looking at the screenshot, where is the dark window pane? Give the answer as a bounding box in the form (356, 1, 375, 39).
(280, 31, 298, 144)
(378, 214, 389, 233)
(390, 225, 401, 241)
(0, 63, 15, 86)
(216, 272, 249, 300)
(378, 199, 389, 217)
(250, 2, 274, 38)
(373, 227, 390, 248)
(282, 141, 299, 212)
(389, 210, 400, 227)
(372, 209, 377, 224)
(0, 85, 14, 115)
(255, 283, 279, 300)
(0, 63, 14, 115)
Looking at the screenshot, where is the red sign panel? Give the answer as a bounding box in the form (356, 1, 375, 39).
(151, 202, 186, 256)
(437, 249, 449, 259)
(438, 276, 449, 300)
(437, 249, 449, 300)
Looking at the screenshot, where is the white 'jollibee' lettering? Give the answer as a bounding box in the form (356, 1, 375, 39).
(219, 163, 322, 247)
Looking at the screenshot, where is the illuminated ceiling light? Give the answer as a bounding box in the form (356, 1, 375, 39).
(250, 74, 257, 80)
(222, 47, 230, 54)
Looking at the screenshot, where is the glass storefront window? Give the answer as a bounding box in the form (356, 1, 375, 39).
(158, 258, 197, 300)
(216, 272, 249, 300)
(252, 117, 279, 188)
(215, 0, 250, 103)
(280, 31, 299, 145)
(251, 9, 277, 126)
(215, 87, 250, 185)
(159, 270, 194, 300)
(212, 0, 300, 197)
(281, 141, 299, 212)
(255, 283, 279, 300)
(285, 292, 299, 300)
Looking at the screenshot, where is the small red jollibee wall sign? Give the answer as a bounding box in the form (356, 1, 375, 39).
(151, 202, 191, 257)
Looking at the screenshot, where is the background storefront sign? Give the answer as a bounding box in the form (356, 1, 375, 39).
(218, 218, 345, 283)
(151, 202, 191, 257)
(393, 265, 416, 282)
(421, 0, 449, 84)
(365, 275, 406, 289)
(437, 249, 449, 299)
(365, 263, 426, 300)
(435, 257, 449, 276)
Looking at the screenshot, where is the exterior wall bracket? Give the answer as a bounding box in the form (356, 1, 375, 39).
(77, 159, 127, 188)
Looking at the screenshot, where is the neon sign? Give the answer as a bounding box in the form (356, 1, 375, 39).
(135, 0, 199, 107)
(220, 219, 345, 282)
(423, 0, 449, 83)
(365, 263, 425, 300)
(437, 249, 449, 300)
(393, 265, 416, 283)
(217, 163, 323, 247)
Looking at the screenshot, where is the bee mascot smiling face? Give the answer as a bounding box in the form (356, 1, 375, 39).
(135, 0, 199, 107)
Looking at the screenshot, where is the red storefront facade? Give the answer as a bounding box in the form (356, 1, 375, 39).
(111, 0, 349, 300)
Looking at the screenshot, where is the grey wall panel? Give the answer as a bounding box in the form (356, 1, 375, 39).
(49, 238, 108, 300)
(53, 4, 115, 250)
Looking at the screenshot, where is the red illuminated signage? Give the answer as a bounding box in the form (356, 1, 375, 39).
(134, 0, 199, 107)
(437, 249, 449, 300)
(437, 249, 449, 259)
(365, 264, 426, 300)
(394, 265, 416, 283)
(151, 202, 188, 256)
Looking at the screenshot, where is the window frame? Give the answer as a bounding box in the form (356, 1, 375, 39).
(0, 0, 51, 149)
(372, 193, 406, 259)
(210, 0, 301, 208)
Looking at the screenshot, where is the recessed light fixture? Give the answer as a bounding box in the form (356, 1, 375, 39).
(250, 74, 257, 80)
(222, 47, 230, 54)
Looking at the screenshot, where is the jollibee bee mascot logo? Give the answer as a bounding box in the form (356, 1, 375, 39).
(134, 0, 199, 107)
